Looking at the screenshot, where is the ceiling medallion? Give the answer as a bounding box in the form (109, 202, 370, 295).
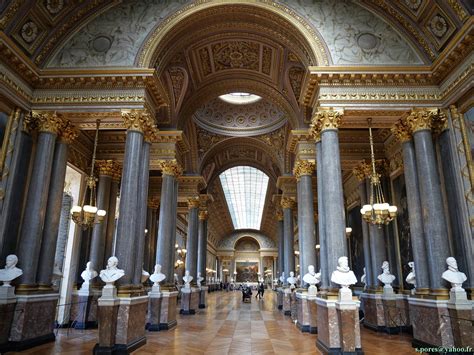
(430, 15, 448, 38)
(21, 21, 39, 43)
(357, 33, 380, 52)
(404, 0, 422, 11)
(46, 0, 64, 15)
(91, 35, 112, 53)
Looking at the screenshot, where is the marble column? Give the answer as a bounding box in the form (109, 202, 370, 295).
(146, 200, 159, 272)
(133, 137, 152, 285)
(37, 123, 77, 288)
(89, 161, 114, 273)
(281, 197, 296, 280)
(17, 112, 63, 288)
(369, 222, 387, 288)
(392, 121, 430, 292)
(357, 179, 373, 288)
(103, 166, 120, 266)
(197, 209, 209, 283)
(407, 110, 450, 293)
(294, 160, 316, 279)
(156, 161, 182, 284)
(185, 197, 200, 281)
(317, 110, 347, 288)
(276, 210, 284, 278)
(314, 138, 329, 289)
(114, 111, 146, 288)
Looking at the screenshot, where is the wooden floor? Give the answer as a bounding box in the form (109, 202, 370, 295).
(11, 290, 417, 354)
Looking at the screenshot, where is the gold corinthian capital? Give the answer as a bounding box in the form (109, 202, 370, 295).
(281, 197, 296, 210)
(122, 109, 152, 133)
(158, 159, 183, 177)
(293, 159, 315, 179)
(33, 111, 64, 135)
(312, 108, 343, 132)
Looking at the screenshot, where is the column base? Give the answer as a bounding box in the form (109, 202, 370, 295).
(1, 332, 56, 353)
(7, 293, 58, 351)
(146, 290, 162, 331)
(408, 297, 454, 348)
(158, 290, 178, 330)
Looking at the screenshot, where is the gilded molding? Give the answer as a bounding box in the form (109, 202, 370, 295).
(446, 0, 468, 22)
(33, 111, 63, 134)
(158, 159, 183, 177)
(293, 159, 315, 179)
(280, 197, 296, 210)
(313, 108, 343, 131)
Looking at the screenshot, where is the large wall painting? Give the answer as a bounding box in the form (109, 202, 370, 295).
(236, 262, 259, 282)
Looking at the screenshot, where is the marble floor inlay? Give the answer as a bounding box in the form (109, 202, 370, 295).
(8, 290, 417, 354)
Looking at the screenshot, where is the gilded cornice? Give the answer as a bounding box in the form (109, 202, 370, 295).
(286, 130, 313, 153)
(293, 159, 315, 179)
(158, 159, 183, 177)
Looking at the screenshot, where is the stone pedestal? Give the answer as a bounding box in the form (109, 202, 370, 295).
(409, 298, 454, 349)
(283, 288, 292, 316)
(146, 288, 162, 331)
(361, 293, 385, 331)
(448, 300, 473, 348)
(277, 287, 283, 310)
(5, 293, 58, 351)
(159, 290, 178, 330)
(290, 291, 297, 322)
(180, 288, 194, 315)
(296, 291, 311, 333)
(316, 297, 363, 355)
(114, 296, 148, 352)
(71, 288, 101, 329)
(308, 295, 318, 334)
(199, 286, 208, 308)
(0, 289, 16, 350)
(93, 297, 120, 355)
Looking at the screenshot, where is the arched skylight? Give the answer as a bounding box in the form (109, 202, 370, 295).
(219, 92, 262, 105)
(219, 166, 269, 230)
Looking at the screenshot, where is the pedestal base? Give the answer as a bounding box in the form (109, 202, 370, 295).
(296, 291, 310, 333)
(71, 289, 101, 329)
(146, 291, 162, 331)
(283, 289, 292, 316)
(277, 288, 283, 310)
(180, 288, 196, 315)
(159, 290, 178, 330)
(114, 295, 148, 351)
(95, 297, 119, 353)
(199, 286, 208, 308)
(308, 295, 318, 334)
(0, 299, 16, 346)
(448, 301, 473, 348)
(409, 298, 454, 348)
(316, 297, 363, 355)
(361, 293, 385, 332)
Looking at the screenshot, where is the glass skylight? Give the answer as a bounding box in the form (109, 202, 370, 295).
(219, 166, 269, 230)
(219, 92, 262, 105)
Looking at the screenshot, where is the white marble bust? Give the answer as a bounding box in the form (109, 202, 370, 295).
(442, 257, 467, 291)
(331, 257, 357, 287)
(303, 265, 320, 295)
(183, 270, 193, 289)
(361, 267, 366, 287)
(279, 272, 285, 284)
(377, 261, 396, 289)
(0, 254, 23, 286)
(149, 264, 166, 292)
(406, 261, 416, 293)
(197, 272, 204, 287)
(287, 271, 297, 289)
(141, 268, 150, 283)
(99, 256, 125, 286)
(80, 261, 97, 290)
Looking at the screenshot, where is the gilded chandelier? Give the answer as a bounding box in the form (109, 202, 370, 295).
(360, 119, 397, 226)
(71, 120, 107, 228)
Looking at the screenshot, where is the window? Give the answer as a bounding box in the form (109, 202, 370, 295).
(219, 166, 269, 230)
(219, 92, 262, 105)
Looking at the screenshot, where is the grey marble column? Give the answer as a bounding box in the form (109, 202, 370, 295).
(156, 162, 181, 284)
(295, 164, 316, 279)
(37, 135, 73, 287)
(133, 141, 151, 285)
(147, 206, 158, 272)
(144, 207, 153, 273)
(319, 122, 347, 287)
(103, 175, 119, 265)
(89, 169, 112, 272)
(115, 129, 143, 287)
(411, 120, 450, 291)
(358, 181, 373, 288)
(316, 140, 329, 289)
(281, 198, 295, 281)
(369, 222, 387, 288)
(197, 210, 208, 284)
(401, 139, 430, 291)
(185, 200, 199, 281)
(17, 113, 62, 286)
(54, 193, 73, 274)
(277, 213, 284, 277)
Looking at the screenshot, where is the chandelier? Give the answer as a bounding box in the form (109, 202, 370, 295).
(70, 120, 107, 228)
(360, 118, 397, 226)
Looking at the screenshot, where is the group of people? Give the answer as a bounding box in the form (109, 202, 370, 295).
(240, 282, 265, 301)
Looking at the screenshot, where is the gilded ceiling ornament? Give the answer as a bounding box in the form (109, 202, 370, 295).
(187, 196, 200, 209)
(281, 197, 296, 210)
(213, 41, 260, 71)
(122, 109, 151, 133)
(168, 67, 185, 105)
(95, 160, 116, 177)
(33, 111, 63, 135)
(21, 21, 39, 43)
(313, 108, 342, 132)
(391, 120, 412, 143)
(430, 14, 449, 38)
(293, 160, 315, 179)
(148, 197, 160, 209)
(199, 210, 209, 221)
(158, 159, 182, 177)
(447, 0, 468, 21)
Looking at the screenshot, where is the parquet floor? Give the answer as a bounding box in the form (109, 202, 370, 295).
(10, 290, 417, 354)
